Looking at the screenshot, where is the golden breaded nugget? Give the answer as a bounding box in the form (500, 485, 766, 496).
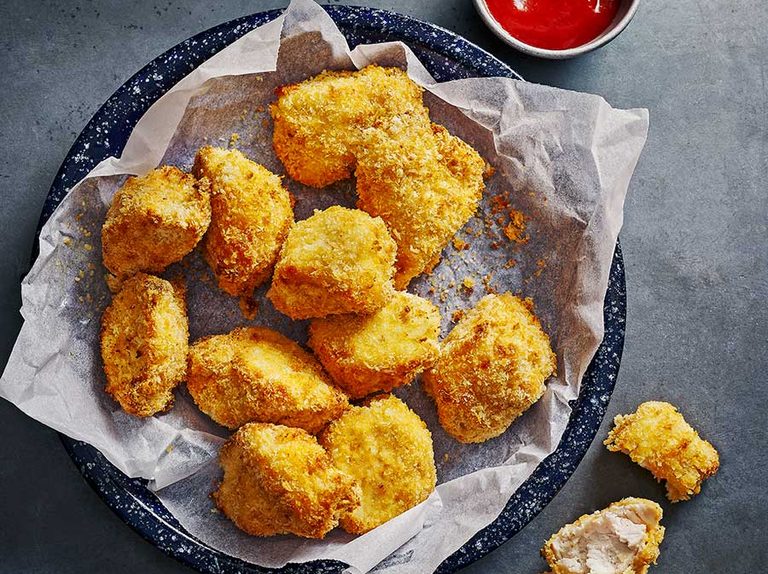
(193, 146, 293, 298)
(102, 166, 211, 279)
(100, 273, 188, 417)
(267, 206, 397, 320)
(320, 395, 436, 534)
(187, 327, 348, 433)
(542, 498, 665, 574)
(214, 423, 360, 539)
(308, 291, 440, 399)
(423, 293, 556, 443)
(271, 65, 429, 188)
(356, 118, 486, 289)
(604, 401, 720, 502)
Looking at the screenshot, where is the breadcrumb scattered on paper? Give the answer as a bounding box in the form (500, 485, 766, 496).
(503, 209, 529, 244)
(452, 237, 469, 251)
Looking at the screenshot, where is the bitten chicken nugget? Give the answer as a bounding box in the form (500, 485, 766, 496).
(100, 273, 188, 417)
(542, 498, 665, 574)
(214, 423, 360, 539)
(604, 401, 720, 502)
(356, 117, 486, 288)
(187, 327, 348, 433)
(102, 166, 211, 279)
(271, 65, 429, 188)
(267, 206, 397, 320)
(308, 291, 440, 399)
(422, 293, 556, 443)
(320, 395, 436, 534)
(193, 146, 293, 298)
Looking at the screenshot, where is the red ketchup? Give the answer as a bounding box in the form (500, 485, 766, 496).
(485, 0, 621, 51)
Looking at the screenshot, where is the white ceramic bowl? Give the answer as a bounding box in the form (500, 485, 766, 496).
(473, 0, 640, 59)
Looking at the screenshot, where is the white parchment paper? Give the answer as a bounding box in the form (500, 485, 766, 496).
(0, 1, 649, 572)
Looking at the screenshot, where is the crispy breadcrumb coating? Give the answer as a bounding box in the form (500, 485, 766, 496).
(102, 166, 211, 279)
(193, 146, 293, 298)
(319, 395, 436, 534)
(267, 206, 397, 320)
(270, 65, 429, 188)
(604, 401, 720, 502)
(308, 291, 440, 399)
(214, 423, 360, 539)
(100, 273, 188, 417)
(542, 498, 664, 574)
(187, 327, 348, 433)
(422, 293, 556, 443)
(356, 117, 486, 289)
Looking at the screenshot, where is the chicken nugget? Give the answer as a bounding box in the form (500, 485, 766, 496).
(193, 146, 293, 298)
(102, 166, 211, 279)
(267, 206, 397, 320)
(604, 401, 720, 502)
(320, 394, 436, 534)
(308, 291, 440, 399)
(187, 326, 348, 433)
(271, 65, 428, 188)
(422, 293, 556, 443)
(542, 498, 665, 574)
(100, 273, 188, 417)
(214, 422, 360, 538)
(356, 117, 486, 289)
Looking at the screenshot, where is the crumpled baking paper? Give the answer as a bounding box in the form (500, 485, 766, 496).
(0, 1, 648, 572)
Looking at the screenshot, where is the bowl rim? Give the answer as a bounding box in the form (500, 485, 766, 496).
(473, 0, 641, 59)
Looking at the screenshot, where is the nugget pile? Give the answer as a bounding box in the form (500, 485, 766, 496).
(271, 65, 488, 288)
(90, 62, 722, 566)
(94, 65, 562, 541)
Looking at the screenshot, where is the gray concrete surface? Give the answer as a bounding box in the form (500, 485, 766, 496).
(1, 1, 766, 572)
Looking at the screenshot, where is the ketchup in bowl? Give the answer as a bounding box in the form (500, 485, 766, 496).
(484, 0, 621, 51)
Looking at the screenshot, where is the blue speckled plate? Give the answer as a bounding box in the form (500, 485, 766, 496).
(38, 5, 625, 573)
